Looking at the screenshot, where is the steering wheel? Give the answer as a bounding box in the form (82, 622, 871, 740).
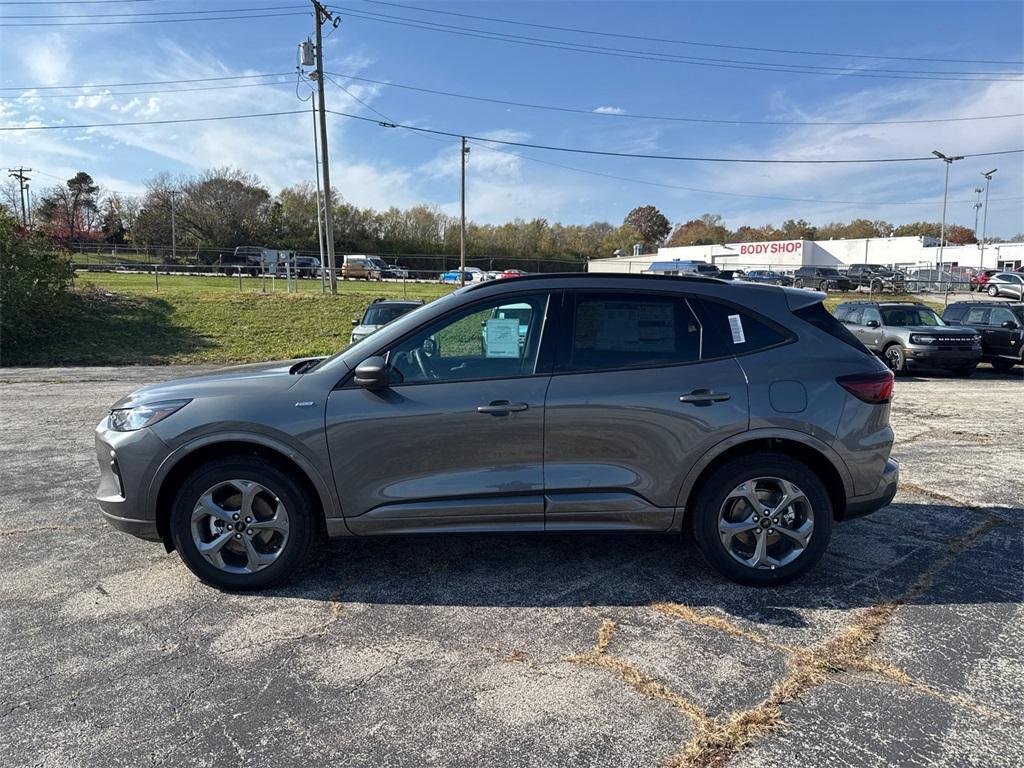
(411, 347, 437, 380)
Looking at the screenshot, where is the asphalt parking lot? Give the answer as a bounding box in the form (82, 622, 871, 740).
(1, 365, 1021, 768)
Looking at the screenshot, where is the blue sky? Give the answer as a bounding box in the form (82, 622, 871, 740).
(2, 0, 1023, 236)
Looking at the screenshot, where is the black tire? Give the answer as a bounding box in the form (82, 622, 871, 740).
(883, 343, 907, 374)
(818, 280, 829, 292)
(170, 456, 315, 591)
(691, 454, 833, 587)
(950, 364, 976, 378)
(992, 358, 1017, 372)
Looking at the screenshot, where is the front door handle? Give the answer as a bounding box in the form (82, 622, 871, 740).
(679, 389, 731, 405)
(477, 400, 529, 415)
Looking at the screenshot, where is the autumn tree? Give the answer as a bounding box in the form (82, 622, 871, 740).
(624, 205, 671, 246)
(945, 225, 977, 245)
(667, 213, 729, 246)
(36, 171, 102, 245)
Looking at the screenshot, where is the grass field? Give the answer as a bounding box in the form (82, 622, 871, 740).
(4, 271, 942, 367)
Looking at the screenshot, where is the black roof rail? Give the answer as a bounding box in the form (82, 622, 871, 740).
(836, 299, 926, 306)
(462, 271, 726, 292)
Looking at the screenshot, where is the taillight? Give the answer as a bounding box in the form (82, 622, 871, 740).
(836, 371, 894, 404)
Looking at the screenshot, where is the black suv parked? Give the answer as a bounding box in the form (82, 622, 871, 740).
(846, 264, 907, 293)
(942, 301, 1023, 371)
(794, 267, 852, 292)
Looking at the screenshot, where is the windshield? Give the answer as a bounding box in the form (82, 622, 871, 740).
(362, 304, 418, 325)
(881, 307, 945, 327)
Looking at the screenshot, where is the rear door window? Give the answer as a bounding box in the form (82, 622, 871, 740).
(562, 292, 702, 372)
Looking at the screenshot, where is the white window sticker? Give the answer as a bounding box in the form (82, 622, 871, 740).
(728, 314, 746, 344)
(484, 318, 521, 358)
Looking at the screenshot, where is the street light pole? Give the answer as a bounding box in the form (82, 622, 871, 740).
(979, 169, 997, 269)
(932, 150, 964, 289)
(973, 187, 983, 237)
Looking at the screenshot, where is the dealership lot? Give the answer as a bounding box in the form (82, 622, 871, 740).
(1, 366, 1021, 767)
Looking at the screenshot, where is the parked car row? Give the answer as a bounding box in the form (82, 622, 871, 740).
(439, 267, 529, 283)
(832, 299, 1021, 375)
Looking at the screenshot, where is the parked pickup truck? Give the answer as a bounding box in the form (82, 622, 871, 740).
(846, 264, 907, 293)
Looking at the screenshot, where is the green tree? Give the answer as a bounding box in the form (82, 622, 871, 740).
(36, 171, 102, 245)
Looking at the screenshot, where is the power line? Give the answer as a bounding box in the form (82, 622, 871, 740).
(5, 106, 1020, 167)
(327, 6, 1024, 82)
(0, 10, 308, 26)
(0, 78, 297, 101)
(466, 141, 1023, 207)
(326, 71, 1024, 127)
(0, 109, 309, 131)
(3, 4, 305, 19)
(362, 0, 1024, 68)
(0, 72, 294, 92)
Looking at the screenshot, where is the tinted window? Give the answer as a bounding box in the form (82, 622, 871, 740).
(564, 293, 701, 372)
(942, 306, 966, 323)
(387, 293, 549, 384)
(794, 303, 869, 354)
(964, 307, 990, 324)
(819, 268, 841, 276)
(694, 298, 790, 356)
(989, 308, 1017, 326)
(833, 306, 850, 322)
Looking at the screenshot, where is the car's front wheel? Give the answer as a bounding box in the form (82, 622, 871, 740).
(170, 456, 315, 591)
(988, 285, 1000, 297)
(883, 343, 907, 374)
(692, 454, 833, 586)
(992, 358, 1018, 372)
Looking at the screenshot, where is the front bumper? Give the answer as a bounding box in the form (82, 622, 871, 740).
(95, 419, 170, 541)
(843, 457, 899, 520)
(904, 345, 982, 369)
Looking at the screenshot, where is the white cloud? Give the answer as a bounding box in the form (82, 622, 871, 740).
(72, 91, 112, 109)
(593, 106, 626, 115)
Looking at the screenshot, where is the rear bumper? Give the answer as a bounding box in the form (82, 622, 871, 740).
(842, 458, 899, 520)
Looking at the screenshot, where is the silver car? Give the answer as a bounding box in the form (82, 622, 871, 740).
(985, 272, 1024, 300)
(350, 299, 424, 344)
(96, 274, 899, 590)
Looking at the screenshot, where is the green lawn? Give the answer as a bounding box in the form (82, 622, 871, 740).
(4, 272, 942, 367)
(3, 273, 452, 366)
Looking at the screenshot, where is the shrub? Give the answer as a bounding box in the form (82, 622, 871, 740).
(0, 211, 75, 362)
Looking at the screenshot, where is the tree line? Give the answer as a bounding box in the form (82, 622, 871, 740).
(3, 168, 1016, 265)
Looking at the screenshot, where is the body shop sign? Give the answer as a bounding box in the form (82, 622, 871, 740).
(738, 241, 803, 255)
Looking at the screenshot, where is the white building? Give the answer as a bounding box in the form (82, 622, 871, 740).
(588, 235, 1024, 275)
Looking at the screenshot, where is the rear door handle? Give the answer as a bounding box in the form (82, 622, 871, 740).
(679, 389, 731, 405)
(477, 400, 529, 415)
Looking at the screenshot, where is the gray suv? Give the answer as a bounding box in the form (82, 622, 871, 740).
(834, 300, 981, 376)
(95, 275, 899, 590)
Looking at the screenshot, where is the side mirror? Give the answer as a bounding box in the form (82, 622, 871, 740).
(1003, 320, 1019, 329)
(351, 319, 359, 326)
(353, 356, 389, 390)
(866, 319, 880, 328)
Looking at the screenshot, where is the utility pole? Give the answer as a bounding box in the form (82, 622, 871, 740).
(932, 150, 964, 289)
(460, 136, 469, 287)
(7, 167, 32, 226)
(310, 1, 338, 294)
(311, 96, 327, 294)
(169, 189, 179, 264)
(979, 169, 997, 269)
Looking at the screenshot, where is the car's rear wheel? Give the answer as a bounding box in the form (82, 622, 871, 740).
(950, 364, 976, 377)
(883, 343, 906, 374)
(817, 280, 829, 292)
(170, 457, 315, 591)
(992, 358, 1017, 372)
(988, 285, 1000, 297)
(692, 454, 832, 586)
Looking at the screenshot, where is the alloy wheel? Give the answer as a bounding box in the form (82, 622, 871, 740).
(718, 477, 814, 570)
(190, 479, 291, 574)
(884, 346, 905, 372)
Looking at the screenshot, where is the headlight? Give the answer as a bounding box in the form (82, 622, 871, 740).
(109, 399, 191, 432)
(909, 335, 935, 344)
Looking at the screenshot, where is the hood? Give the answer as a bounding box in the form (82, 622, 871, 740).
(904, 325, 977, 336)
(112, 358, 314, 409)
